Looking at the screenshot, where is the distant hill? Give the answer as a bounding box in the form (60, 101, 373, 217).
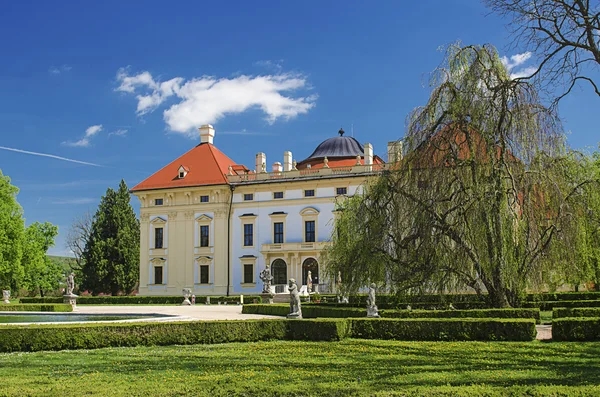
(47, 255, 77, 273)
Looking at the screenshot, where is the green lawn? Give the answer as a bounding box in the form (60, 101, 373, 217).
(1, 340, 599, 396)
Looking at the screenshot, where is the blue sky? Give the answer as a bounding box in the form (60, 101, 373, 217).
(0, 1, 598, 256)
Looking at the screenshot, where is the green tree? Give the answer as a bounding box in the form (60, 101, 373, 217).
(21, 222, 61, 296)
(0, 170, 24, 292)
(326, 44, 596, 307)
(82, 180, 140, 295)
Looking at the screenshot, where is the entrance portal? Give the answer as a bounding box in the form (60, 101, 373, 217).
(271, 259, 287, 285)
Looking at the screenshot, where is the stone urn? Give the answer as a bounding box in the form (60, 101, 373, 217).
(2, 290, 10, 304)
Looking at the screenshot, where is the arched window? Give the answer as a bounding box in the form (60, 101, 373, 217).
(271, 259, 287, 285)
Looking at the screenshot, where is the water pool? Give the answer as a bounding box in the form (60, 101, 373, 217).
(0, 313, 173, 324)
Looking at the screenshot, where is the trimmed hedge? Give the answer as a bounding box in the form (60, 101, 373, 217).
(19, 295, 262, 305)
(552, 317, 600, 341)
(350, 318, 536, 341)
(0, 316, 536, 352)
(243, 304, 540, 322)
(553, 307, 600, 318)
(527, 291, 600, 302)
(523, 300, 600, 310)
(0, 318, 348, 353)
(0, 304, 72, 312)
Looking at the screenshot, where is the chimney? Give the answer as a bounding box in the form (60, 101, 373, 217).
(256, 152, 266, 173)
(387, 141, 403, 163)
(199, 124, 215, 144)
(283, 151, 293, 172)
(364, 143, 373, 165)
(272, 162, 283, 173)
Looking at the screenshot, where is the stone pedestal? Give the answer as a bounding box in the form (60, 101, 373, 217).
(63, 294, 78, 309)
(260, 293, 274, 304)
(2, 290, 10, 304)
(366, 305, 380, 318)
(287, 311, 302, 319)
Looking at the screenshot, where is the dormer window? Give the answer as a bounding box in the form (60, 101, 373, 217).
(177, 165, 189, 179)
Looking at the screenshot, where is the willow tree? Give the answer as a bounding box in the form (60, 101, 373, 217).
(326, 44, 596, 307)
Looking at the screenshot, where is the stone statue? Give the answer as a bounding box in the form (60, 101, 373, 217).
(2, 290, 10, 304)
(261, 162, 266, 173)
(366, 283, 380, 318)
(306, 271, 313, 293)
(66, 273, 75, 296)
(259, 265, 273, 294)
(287, 279, 302, 319)
(182, 288, 192, 305)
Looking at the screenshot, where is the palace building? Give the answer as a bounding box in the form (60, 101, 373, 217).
(131, 125, 402, 296)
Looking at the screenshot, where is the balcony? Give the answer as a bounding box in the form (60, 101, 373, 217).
(226, 163, 387, 184)
(261, 241, 331, 254)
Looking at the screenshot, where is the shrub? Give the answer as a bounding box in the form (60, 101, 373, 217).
(523, 300, 600, 310)
(552, 317, 600, 341)
(526, 292, 600, 302)
(243, 304, 540, 322)
(350, 318, 536, 341)
(0, 318, 349, 353)
(0, 304, 72, 312)
(553, 307, 600, 318)
(18, 295, 262, 305)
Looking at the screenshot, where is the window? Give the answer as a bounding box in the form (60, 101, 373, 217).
(200, 225, 209, 247)
(243, 193, 254, 201)
(179, 171, 185, 179)
(305, 220, 316, 242)
(273, 192, 284, 199)
(154, 266, 163, 285)
(304, 189, 315, 197)
(274, 222, 284, 244)
(154, 227, 164, 249)
(155, 198, 163, 206)
(200, 195, 209, 203)
(243, 224, 253, 246)
(336, 187, 347, 195)
(243, 264, 254, 283)
(199, 265, 209, 284)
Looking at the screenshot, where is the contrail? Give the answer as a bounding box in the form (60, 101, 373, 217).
(0, 146, 103, 167)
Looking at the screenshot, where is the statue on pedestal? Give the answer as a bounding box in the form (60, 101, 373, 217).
(63, 273, 78, 309)
(366, 283, 380, 318)
(182, 288, 192, 305)
(259, 265, 274, 304)
(2, 290, 10, 304)
(287, 279, 302, 319)
(259, 265, 273, 294)
(306, 271, 313, 293)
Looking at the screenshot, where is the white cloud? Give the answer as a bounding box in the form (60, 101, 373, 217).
(220, 128, 275, 136)
(108, 128, 128, 137)
(63, 124, 103, 147)
(49, 65, 72, 75)
(116, 68, 317, 136)
(254, 59, 284, 72)
(500, 52, 537, 79)
(509, 66, 538, 79)
(51, 198, 96, 205)
(0, 146, 102, 167)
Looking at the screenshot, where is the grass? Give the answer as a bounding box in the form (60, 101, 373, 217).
(1, 340, 600, 396)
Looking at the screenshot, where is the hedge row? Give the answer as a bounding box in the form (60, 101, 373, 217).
(526, 291, 600, 302)
(19, 295, 263, 305)
(0, 304, 72, 312)
(553, 307, 600, 318)
(523, 300, 600, 310)
(243, 304, 540, 322)
(0, 316, 536, 352)
(552, 317, 600, 341)
(351, 318, 536, 341)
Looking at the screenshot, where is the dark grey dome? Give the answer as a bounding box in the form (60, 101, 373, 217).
(304, 129, 363, 161)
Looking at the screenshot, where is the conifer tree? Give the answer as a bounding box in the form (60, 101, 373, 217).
(82, 180, 140, 295)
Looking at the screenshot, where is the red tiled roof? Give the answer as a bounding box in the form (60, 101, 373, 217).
(131, 143, 244, 192)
